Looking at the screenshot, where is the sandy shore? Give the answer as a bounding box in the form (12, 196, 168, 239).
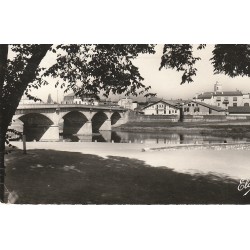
(10, 141, 250, 180)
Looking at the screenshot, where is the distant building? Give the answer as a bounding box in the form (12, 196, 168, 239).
(132, 101, 138, 110)
(133, 102, 148, 113)
(242, 93, 250, 106)
(182, 100, 226, 115)
(141, 100, 180, 115)
(99, 99, 119, 107)
(62, 93, 99, 105)
(194, 82, 248, 109)
(63, 93, 77, 104)
(118, 98, 134, 110)
(214, 81, 222, 92)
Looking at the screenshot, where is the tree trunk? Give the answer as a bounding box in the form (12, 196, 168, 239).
(0, 128, 6, 202)
(0, 44, 51, 202)
(0, 44, 8, 202)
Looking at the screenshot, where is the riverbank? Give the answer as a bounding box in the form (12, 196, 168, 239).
(4, 141, 250, 204)
(143, 141, 250, 151)
(114, 120, 250, 139)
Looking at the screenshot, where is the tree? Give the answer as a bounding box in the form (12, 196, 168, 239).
(159, 44, 250, 84)
(47, 93, 53, 104)
(0, 44, 155, 202)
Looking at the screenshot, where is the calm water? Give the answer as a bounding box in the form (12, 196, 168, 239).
(60, 130, 250, 144)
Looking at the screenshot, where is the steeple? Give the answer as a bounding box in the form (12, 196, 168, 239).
(214, 81, 222, 92)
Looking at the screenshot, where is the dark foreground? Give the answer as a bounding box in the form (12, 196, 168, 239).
(4, 148, 250, 204)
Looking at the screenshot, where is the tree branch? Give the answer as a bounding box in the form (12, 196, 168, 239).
(3, 44, 52, 129)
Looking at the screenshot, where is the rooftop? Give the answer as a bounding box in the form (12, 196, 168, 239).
(142, 99, 179, 110)
(196, 92, 213, 99)
(197, 90, 243, 99)
(191, 100, 226, 112)
(213, 91, 243, 96)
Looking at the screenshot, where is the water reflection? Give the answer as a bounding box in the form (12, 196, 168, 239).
(59, 130, 250, 144)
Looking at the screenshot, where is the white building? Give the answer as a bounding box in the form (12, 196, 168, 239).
(182, 100, 226, 115)
(142, 100, 180, 115)
(118, 98, 134, 109)
(63, 93, 99, 105)
(242, 93, 250, 106)
(194, 82, 248, 109)
(132, 101, 138, 110)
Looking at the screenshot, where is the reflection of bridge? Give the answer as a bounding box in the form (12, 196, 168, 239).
(12, 104, 128, 141)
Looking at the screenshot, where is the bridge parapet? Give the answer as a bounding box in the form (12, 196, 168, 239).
(17, 103, 126, 111)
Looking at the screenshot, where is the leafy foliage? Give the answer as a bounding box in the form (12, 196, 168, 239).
(159, 44, 201, 84)
(197, 44, 206, 50)
(211, 44, 250, 77)
(42, 44, 156, 98)
(5, 128, 22, 154)
(159, 44, 250, 84)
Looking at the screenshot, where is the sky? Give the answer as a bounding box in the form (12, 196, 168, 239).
(30, 44, 250, 103)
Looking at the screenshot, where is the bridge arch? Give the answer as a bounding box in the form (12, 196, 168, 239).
(60, 111, 90, 136)
(91, 111, 110, 133)
(18, 113, 54, 141)
(111, 111, 122, 126)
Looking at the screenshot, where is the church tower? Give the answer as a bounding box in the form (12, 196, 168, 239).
(214, 81, 222, 92)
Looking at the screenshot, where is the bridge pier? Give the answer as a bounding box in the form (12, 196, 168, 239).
(76, 121, 92, 135)
(99, 131, 112, 142)
(99, 119, 111, 131)
(76, 134, 92, 142)
(112, 117, 125, 127)
(40, 125, 60, 141)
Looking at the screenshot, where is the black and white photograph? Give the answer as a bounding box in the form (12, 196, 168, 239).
(1, 1, 250, 249)
(1, 44, 250, 205)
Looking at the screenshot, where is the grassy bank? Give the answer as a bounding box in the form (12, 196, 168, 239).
(114, 120, 250, 138)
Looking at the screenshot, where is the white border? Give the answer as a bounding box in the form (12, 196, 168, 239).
(2, 0, 250, 43)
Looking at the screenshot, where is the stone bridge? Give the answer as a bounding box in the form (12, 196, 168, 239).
(12, 104, 128, 141)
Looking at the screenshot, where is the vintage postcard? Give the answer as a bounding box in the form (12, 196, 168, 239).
(1, 44, 250, 205)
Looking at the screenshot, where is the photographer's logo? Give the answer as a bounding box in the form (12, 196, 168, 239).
(238, 179, 250, 196)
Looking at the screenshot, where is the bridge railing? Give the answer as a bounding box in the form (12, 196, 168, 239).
(17, 103, 126, 111)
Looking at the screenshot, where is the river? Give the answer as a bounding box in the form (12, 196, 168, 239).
(60, 130, 250, 144)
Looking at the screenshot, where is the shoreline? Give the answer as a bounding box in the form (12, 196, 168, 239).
(8, 140, 250, 180)
(142, 141, 250, 151)
(113, 121, 250, 139)
(9, 140, 250, 152)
